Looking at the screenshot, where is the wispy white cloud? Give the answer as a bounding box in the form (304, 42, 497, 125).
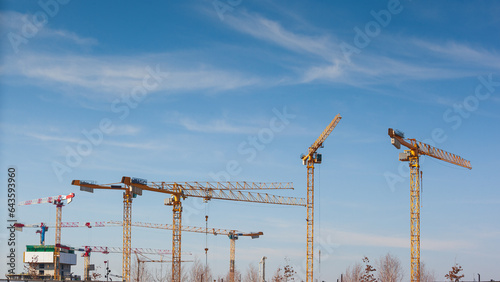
(163, 111, 279, 135)
(3, 10, 500, 98)
(331, 229, 474, 251)
(1, 11, 98, 48)
(103, 140, 163, 150)
(43, 29, 98, 46)
(176, 117, 259, 134)
(2, 52, 261, 96)
(298, 44, 487, 84)
(1, 11, 261, 97)
(108, 125, 142, 136)
(24, 133, 80, 143)
(225, 11, 338, 61)
(23, 130, 164, 150)
(3, 53, 144, 94)
(302, 60, 344, 82)
(220, 11, 500, 84)
(412, 39, 500, 70)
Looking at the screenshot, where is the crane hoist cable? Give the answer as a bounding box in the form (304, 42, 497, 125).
(420, 171, 423, 208)
(204, 201, 210, 276)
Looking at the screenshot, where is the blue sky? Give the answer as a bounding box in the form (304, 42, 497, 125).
(1, 0, 499, 280)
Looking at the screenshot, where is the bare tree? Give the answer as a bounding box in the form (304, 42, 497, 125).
(376, 253, 404, 282)
(343, 262, 363, 282)
(420, 262, 436, 282)
(224, 269, 242, 282)
(272, 267, 283, 282)
(150, 262, 172, 282)
(89, 265, 102, 281)
(244, 263, 259, 282)
(271, 257, 296, 282)
(283, 264, 296, 281)
(445, 263, 464, 282)
(23, 255, 38, 279)
(189, 258, 213, 282)
(151, 268, 170, 282)
(91, 271, 102, 281)
(361, 257, 377, 282)
(132, 255, 151, 282)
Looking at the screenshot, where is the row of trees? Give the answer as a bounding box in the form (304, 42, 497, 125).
(343, 253, 465, 282)
(130, 256, 297, 282)
(343, 253, 427, 282)
(131, 257, 255, 282)
(129, 254, 465, 282)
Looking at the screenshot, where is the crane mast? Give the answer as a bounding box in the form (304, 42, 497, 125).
(388, 128, 471, 282)
(172, 190, 182, 282)
(301, 114, 341, 282)
(409, 149, 420, 281)
(123, 189, 133, 281)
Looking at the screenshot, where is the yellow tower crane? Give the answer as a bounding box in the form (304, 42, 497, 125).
(119, 221, 263, 282)
(72, 179, 143, 282)
(18, 193, 75, 281)
(73, 177, 305, 282)
(388, 128, 471, 282)
(301, 114, 342, 282)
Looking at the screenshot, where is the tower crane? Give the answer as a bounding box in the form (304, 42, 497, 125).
(14, 221, 107, 245)
(73, 177, 305, 282)
(72, 178, 139, 281)
(110, 220, 263, 282)
(18, 193, 75, 280)
(13, 222, 49, 245)
(301, 114, 342, 282)
(388, 128, 471, 282)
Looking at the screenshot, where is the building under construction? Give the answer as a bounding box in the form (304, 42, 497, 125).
(5, 245, 79, 281)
